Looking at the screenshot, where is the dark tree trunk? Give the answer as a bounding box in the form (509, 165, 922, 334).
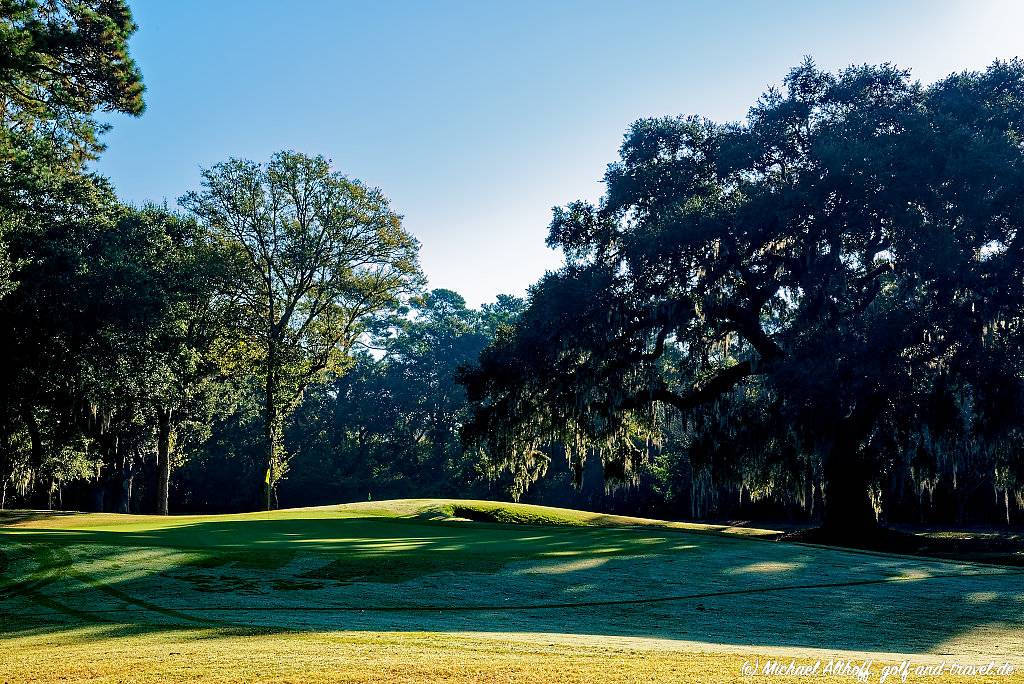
(156, 406, 172, 515)
(20, 402, 46, 507)
(264, 407, 277, 511)
(118, 456, 133, 513)
(263, 360, 279, 511)
(20, 404, 42, 468)
(821, 401, 881, 538)
(262, 307, 278, 511)
(0, 434, 9, 510)
(822, 441, 877, 537)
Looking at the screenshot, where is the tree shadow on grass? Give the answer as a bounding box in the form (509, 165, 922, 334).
(2, 515, 1023, 657)
(0, 510, 84, 526)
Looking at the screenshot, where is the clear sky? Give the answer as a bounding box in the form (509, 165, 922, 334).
(95, 1, 1024, 307)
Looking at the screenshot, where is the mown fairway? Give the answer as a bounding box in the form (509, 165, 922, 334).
(2, 500, 1023, 683)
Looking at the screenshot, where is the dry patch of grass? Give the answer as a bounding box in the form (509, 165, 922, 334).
(2, 628, 1021, 684)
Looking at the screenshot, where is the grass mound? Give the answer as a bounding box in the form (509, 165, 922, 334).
(426, 499, 781, 537)
(440, 501, 596, 526)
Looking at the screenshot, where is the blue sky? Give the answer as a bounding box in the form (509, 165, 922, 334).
(96, 1, 1023, 307)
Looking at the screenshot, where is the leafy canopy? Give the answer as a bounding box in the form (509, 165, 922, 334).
(181, 151, 424, 502)
(464, 60, 1024, 520)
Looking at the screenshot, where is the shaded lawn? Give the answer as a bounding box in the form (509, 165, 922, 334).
(2, 499, 1023, 683)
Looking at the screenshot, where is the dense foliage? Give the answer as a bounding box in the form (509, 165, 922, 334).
(0, 1, 469, 512)
(180, 151, 424, 509)
(167, 289, 524, 511)
(463, 59, 1024, 532)
(1, 4, 1020, 528)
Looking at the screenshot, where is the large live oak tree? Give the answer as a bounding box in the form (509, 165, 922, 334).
(463, 60, 1024, 534)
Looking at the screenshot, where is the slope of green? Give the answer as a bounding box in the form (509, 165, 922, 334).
(2, 499, 1023, 683)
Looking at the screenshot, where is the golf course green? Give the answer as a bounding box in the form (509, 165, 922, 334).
(2, 500, 1022, 682)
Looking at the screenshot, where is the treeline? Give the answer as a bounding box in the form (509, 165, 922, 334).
(0, 2, 524, 515)
(4, 3, 1024, 529)
(155, 290, 526, 512)
(0, 2, 529, 516)
(461, 59, 1024, 532)
(0, 1, 428, 513)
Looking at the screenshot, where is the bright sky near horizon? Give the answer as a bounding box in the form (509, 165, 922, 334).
(95, 1, 1024, 308)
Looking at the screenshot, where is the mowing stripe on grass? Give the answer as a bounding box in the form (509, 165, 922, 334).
(9, 566, 1022, 620)
(1, 543, 235, 628)
(63, 566, 235, 627)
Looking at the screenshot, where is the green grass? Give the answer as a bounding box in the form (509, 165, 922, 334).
(2, 499, 1023, 683)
